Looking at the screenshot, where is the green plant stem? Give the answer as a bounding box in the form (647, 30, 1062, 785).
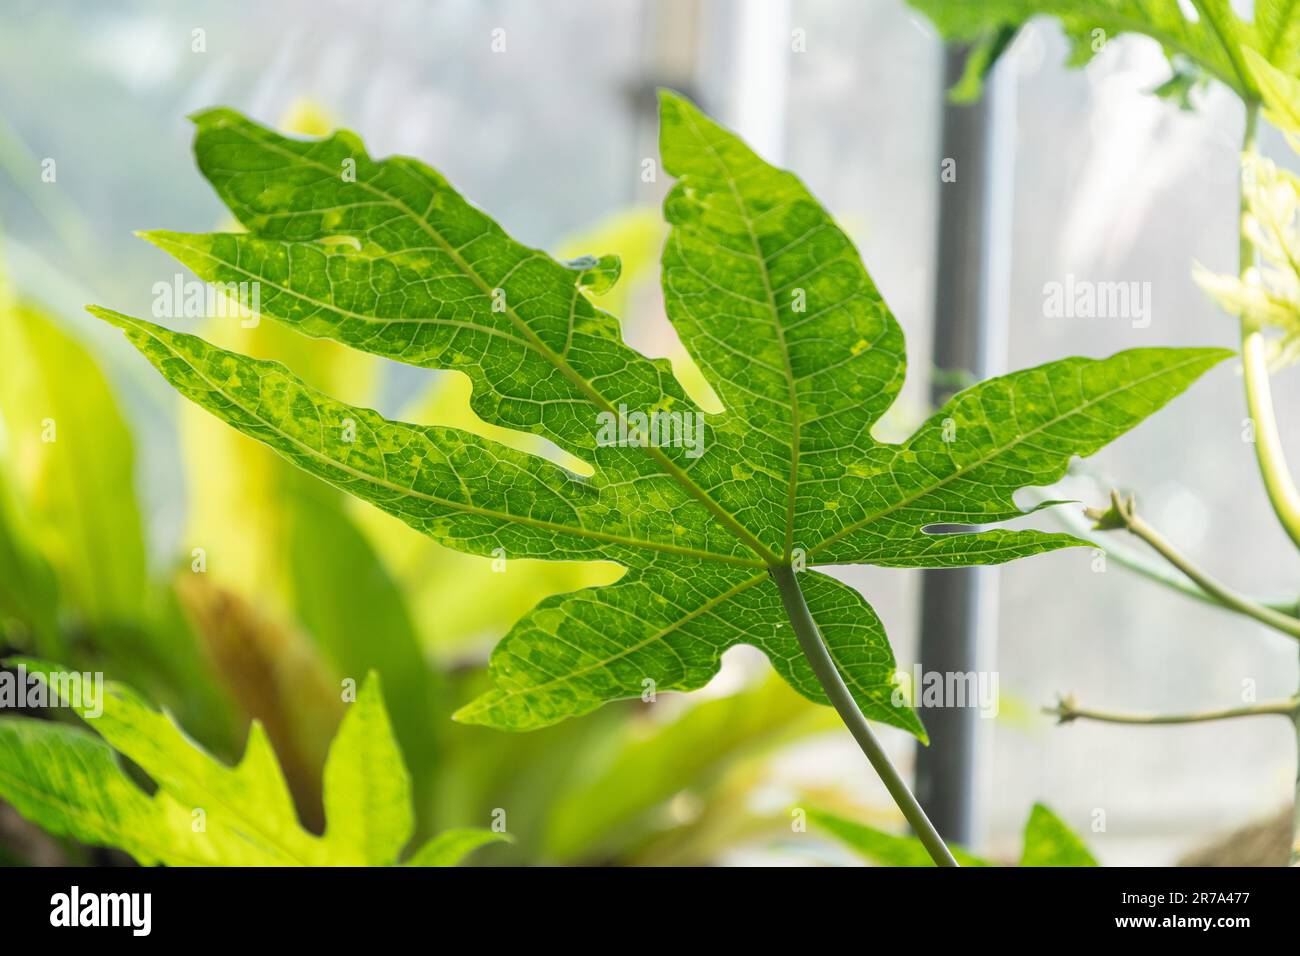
(1238, 103, 1300, 551)
(1086, 492, 1300, 639)
(1043, 489, 1296, 613)
(1238, 101, 1300, 865)
(1049, 696, 1298, 726)
(769, 564, 958, 867)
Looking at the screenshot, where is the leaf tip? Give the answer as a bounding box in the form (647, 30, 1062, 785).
(1195, 347, 1237, 374)
(86, 306, 163, 345)
(187, 105, 240, 128)
(85, 304, 129, 329)
(450, 690, 530, 731)
(655, 86, 689, 108)
(656, 87, 704, 127)
(134, 229, 182, 257)
(449, 701, 486, 727)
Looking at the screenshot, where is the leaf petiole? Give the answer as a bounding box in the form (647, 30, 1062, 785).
(770, 563, 958, 867)
(1048, 693, 1299, 726)
(1085, 490, 1300, 640)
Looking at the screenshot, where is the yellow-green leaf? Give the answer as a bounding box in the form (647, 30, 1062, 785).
(0, 661, 494, 866)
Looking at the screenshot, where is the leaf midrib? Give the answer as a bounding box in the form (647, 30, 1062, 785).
(673, 105, 802, 563)
(105, 310, 763, 569)
(806, 352, 1215, 559)
(208, 120, 782, 566)
(1264, 0, 1299, 61)
(456, 570, 770, 719)
(146, 232, 545, 352)
(1188, 0, 1255, 96)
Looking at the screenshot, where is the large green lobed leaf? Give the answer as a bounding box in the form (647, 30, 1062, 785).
(89, 93, 1227, 736)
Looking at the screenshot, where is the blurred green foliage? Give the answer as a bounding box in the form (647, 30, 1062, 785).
(0, 661, 504, 866)
(809, 802, 1098, 867)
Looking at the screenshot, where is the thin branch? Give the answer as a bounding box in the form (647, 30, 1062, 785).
(1032, 488, 1297, 613)
(770, 564, 958, 867)
(1047, 692, 1298, 726)
(1085, 490, 1300, 641)
(1239, 97, 1300, 869)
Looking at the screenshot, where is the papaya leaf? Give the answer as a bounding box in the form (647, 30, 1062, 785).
(909, 0, 1300, 103)
(89, 94, 1227, 736)
(348, 209, 658, 660)
(0, 660, 501, 866)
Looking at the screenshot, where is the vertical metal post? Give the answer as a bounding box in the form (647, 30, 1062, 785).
(627, 0, 706, 196)
(913, 45, 1016, 846)
(697, 0, 791, 161)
